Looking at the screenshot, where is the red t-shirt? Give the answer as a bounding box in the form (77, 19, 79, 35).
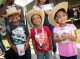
(30, 26, 52, 52)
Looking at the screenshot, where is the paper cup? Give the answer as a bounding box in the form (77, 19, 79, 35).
(16, 44, 25, 56)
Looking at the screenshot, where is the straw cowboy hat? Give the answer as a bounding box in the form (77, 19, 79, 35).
(5, 7, 21, 17)
(48, 2, 68, 26)
(27, 9, 45, 28)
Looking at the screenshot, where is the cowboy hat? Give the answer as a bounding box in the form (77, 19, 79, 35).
(5, 7, 21, 17)
(48, 2, 68, 26)
(27, 9, 45, 28)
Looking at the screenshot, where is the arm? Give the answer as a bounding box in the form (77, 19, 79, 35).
(24, 36, 30, 50)
(68, 30, 77, 41)
(6, 36, 17, 53)
(49, 36, 53, 50)
(54, 33, 63, 42)
(61, 30, 77, 41)
(32, 39, 37, 54)
(6, 28, 17, 53)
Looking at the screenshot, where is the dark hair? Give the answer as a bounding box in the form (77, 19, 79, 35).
(31, 14, 42, 25)
(38, 0, 50, 4)
(54, 8, 67, 19)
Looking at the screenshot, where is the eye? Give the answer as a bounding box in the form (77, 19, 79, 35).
(22, 36, 24, 39)
(63, 14, 66, 17)
(17, 35, 20, 37)
(57, 16, 61, 19)
(12, 34, 15, 36)
(37, 17, 40, 19)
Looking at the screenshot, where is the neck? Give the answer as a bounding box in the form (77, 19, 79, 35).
(35, 25, 43, 29)
(59, 23, 67, 27)
(13, 21, 19, 26)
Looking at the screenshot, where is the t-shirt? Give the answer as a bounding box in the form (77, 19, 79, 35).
(30, 26, 52, 52)
(6, 21, 29, 45)
(54, 24, 77, 57)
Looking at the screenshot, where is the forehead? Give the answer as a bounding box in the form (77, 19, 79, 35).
(56, 11, 66, 16)
(32, 14, 41, 18)
(8, 13, 19, 17)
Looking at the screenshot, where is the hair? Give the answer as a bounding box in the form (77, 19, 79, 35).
(31, 14, 42, 25)
(54, 8, 67, 20)
(37, 0, 50, 5)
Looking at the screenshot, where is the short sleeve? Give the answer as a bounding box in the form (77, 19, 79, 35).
(69, 24, 77, 31)
(53, 27, 58, 33)
(44, 26, 52, 37)
(71, 24, 77, 30)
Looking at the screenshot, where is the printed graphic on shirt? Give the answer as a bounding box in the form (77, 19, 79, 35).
(35, 29, 50, 52)
(58, 27, 70, 44)
(12, 26, 26, 45)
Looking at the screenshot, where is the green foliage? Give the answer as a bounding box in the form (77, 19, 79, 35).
(0, 0, 6, 5)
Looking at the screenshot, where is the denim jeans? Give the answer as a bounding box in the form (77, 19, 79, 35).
(37, 50, 52, 59)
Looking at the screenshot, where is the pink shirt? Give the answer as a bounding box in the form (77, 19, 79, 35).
(54, 24, 77, 57)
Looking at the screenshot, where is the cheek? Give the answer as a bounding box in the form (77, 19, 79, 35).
(32, 20, 37, 24)
(55, 18, 60, 22)
(13, 16, 19, 20)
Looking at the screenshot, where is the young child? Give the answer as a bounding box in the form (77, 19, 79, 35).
(27, 9, 53, 59)
(5, 6, 31, 59)
(33, 0, 57, 54)
(48, 2, 77, 59)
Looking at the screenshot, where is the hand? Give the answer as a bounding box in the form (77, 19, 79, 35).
(12, 45, 17, 53)
(61, 33, 69, 40)
(24, 43, 28, 51)
(58, 36, 64, 41)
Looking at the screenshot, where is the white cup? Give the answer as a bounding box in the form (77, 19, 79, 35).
(16, 44, 25, 56)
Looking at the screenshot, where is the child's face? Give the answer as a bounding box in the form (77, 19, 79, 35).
(31, 14, 42, 26)
(8, 13, 19, 24)
(55, 11, 67, 24)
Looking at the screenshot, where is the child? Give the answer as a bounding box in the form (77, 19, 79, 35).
(27, 9, 53, 59)
(5, 6, 31, 59)
(48, 2, 77, 59)
(33, 0, 57, 54)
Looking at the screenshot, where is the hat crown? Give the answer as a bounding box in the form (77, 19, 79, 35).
(48, 2, 68, 26)
(6, 7, 18, 14)
(27, 9, 45, 28)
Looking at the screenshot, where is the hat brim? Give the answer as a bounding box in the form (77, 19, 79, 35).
(4, 9, 21, 17)
(48, 2, 68, 26)
(27, 9, 45, 28)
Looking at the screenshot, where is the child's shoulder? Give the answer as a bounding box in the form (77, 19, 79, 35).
(30, 28, 35, 32)
(67, 24, 76, 27)
(54, 26, 60, 29)
(43, 26, 49, 29)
